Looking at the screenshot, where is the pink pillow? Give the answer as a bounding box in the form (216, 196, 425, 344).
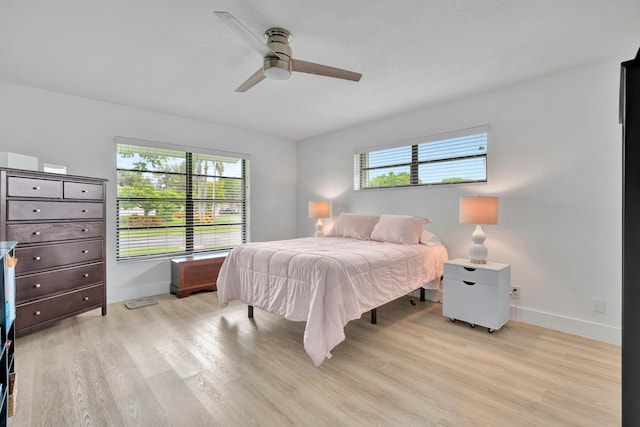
(370, 214, 429, 244)
(326, 213, 380, 240)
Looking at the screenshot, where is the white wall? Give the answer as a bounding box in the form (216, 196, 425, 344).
(0, 81, 298, 303)
(297, 58, 622, 344)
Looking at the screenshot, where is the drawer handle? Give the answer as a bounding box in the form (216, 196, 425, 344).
(34, 310, 41, 316)
(34, 283, 41, 288)
(32, 186, 40, 190)
(82, 250, 89, 254)
(463, 280, 476, 286)
(81, 189, 88, 193)
(33, 209, 41, 213)
(33, 256, 41, 261)
(82, 228, 88, 232)
(83, 273, 89, 278)
(82, 209, 88, 213)
(83, 296, 89, 301)
(463, 267, 476, 272)
(32, 231, 40, 236)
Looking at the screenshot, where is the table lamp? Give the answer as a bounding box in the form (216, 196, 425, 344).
(308, 200, 330, 237)
(459, 196, 499, 264)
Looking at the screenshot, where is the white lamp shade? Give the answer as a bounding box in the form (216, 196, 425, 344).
(308, 200, 330, 219)
(459, 196, 499, 225)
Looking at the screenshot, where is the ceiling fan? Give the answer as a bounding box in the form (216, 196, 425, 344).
(214, 11, 363, 92)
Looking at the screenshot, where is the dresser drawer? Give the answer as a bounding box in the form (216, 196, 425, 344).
(7, 221, 103, 244)
(16, 262, 104, 302)
(16, 284, 105, 331)
(15, 240, 103, 273)
(7, 200, 103, 220)
(64, 181, 103, 200)
(7, 176, 61, 198)
(444, 263, 499, 284)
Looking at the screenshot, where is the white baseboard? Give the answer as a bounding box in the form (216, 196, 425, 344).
(108, 281, 171, 304)
(510, 304, 621, 345)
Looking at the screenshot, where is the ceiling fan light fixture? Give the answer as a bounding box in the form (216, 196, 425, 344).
(263, 57, 292, 80)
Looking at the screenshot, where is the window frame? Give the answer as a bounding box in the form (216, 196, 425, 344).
(354, 126, 488, 190)
(115, 137, 250, 262)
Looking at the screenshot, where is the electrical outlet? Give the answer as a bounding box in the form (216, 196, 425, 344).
(511, 286, 521, 298)
(593, 298, 606, 313)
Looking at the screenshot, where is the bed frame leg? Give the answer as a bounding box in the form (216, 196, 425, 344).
(248, 305, 253, 318)
(420, 288, 425, 302)
(370, 308, 377, 324)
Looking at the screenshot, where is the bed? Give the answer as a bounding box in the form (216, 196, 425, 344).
(217, 213, 448, 365)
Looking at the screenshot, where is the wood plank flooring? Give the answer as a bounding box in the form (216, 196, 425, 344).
(11, 293, 621, 426)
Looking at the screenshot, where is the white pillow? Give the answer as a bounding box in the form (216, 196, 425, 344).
(326, 213, 380, 240)
(370, 214, 429, 244)
(420, 230, 442, 246)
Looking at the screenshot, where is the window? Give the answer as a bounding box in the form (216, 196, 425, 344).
(116, 138, 250, 261)
(354, 126, 488, 190)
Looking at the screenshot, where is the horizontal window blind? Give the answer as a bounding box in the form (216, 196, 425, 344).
(354, 127, 488, 190)
(116, 142, 250, 261)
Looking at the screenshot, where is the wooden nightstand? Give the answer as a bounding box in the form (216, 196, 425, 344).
(170, 253, 227, 298)
(443, 258, 511, 333)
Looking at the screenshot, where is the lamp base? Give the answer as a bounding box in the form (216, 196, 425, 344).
(314, 218, 325, 237)
(468, 224, 488, 264)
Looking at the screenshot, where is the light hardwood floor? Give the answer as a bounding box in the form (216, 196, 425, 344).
(11, 292, 620, 426)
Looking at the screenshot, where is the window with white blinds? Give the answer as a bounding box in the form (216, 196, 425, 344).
(354, 127, 488, 190)
(116, 141, 250, 261)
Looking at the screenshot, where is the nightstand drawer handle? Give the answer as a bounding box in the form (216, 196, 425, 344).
(33, 256, 41, 261)
(34, 310, 41, 316)
(463, 280, 476, 286)
(34, 283, 41, 288)
(463, 267, 476, 272)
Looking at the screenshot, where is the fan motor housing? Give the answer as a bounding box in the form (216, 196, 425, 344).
(263, 28, 293, 79)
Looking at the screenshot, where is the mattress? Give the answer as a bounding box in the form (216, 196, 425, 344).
(217, 236, 448, 365)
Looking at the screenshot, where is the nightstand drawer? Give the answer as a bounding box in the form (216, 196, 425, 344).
(443, 278, 500, 327)
(444, 263, 499, 284)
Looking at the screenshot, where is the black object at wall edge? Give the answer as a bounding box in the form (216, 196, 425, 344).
(621, 46, 640, 427)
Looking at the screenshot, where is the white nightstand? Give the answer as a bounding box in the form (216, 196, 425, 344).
(443, 258, 511, 333)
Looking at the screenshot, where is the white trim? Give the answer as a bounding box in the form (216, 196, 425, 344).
(510, 304, 621, 345)
(108, 281, 170, 304)
(115, 136, 250, 160)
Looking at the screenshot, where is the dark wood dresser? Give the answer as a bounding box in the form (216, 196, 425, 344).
(0, 168, 107, 336)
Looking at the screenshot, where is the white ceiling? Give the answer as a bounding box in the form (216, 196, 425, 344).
(1, 0, 639, 141)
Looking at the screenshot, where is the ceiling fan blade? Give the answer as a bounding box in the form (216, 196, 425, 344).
(291, 59, 362, 82)
(214, 11, 278, 59)
(236, 68, 266, 92)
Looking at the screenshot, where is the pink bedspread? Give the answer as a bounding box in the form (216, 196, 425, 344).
(217, 237, 448, 365)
